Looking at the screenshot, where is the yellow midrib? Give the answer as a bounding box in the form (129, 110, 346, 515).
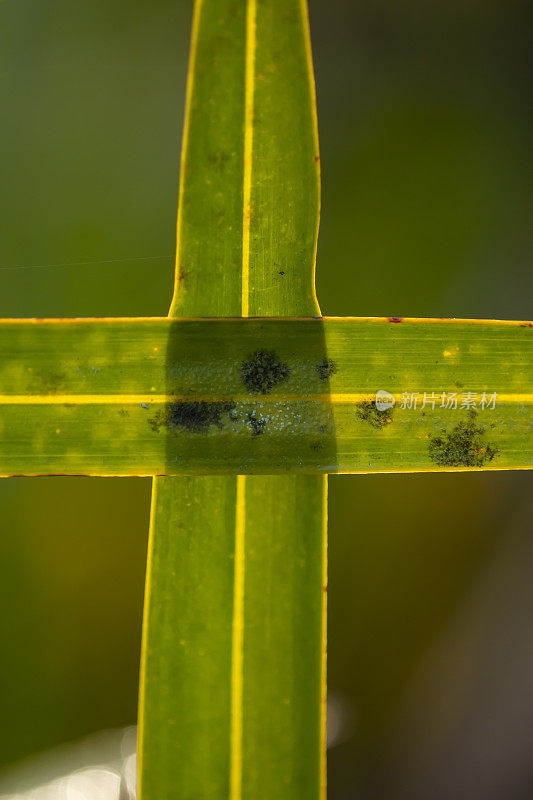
(229, 1, 256, 798)
(230, 473, 247, 800)
(1, 393, 531, 405)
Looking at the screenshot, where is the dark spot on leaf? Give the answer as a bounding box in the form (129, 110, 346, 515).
(310, 441, 322, 451)
(520, 322, 533, 327)
(149, 401, 236, 434)
(177, 269, 188, 283)
(387, 317, 403, 323)
(278, 270, 285, 275)
(241, 350, 290, 394)
(318, 424, 331, 434)
(207, 151, 230, 170)
(355, 400, 393, 429)
(428, 411, 498, 467)
(316, 358, 337, 381)
(454, 380, 464, 389)
(247, 413, 266, 437)
(31, 370, 65, 394)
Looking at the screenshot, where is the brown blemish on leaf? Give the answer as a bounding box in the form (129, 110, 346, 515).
(241, 350, 290, 394)
(316, 358, 337, 381)
(428, 410, 498, 467)
(387, 317, 403, 323)
(149, 401, 236, 434)
(177, 269, 188, 283)
(355, 400, 393, 429)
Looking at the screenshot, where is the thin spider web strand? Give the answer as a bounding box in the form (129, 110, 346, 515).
(0, 255, 174, 272)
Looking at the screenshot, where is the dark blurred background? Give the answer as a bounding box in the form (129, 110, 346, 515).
(0, 1, 531, 798)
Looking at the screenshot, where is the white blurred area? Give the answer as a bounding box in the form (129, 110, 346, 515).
(0, 695, 352, 799)
(0, 728, 137, 800)
(4, 770, 122, 800)
(326, 691, 356, 749)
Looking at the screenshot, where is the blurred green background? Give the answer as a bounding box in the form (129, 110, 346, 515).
(0, 1, 531, 797)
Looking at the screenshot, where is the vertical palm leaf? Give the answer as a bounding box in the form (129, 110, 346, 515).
(138, 1, 328, 798)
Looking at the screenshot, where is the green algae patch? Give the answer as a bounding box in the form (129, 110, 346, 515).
(429, 410, 498, 467)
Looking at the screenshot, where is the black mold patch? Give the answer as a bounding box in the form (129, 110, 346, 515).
(241, 350, 290, 394)
(149, 401, 236, 434)
(247, 413, 266, 437)
(428, 411, 498, 467)
(316, 358, 337, 381)
(355, 400, 393, 429)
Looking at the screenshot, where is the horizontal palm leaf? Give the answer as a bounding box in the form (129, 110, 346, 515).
(0, 316, 530, 475)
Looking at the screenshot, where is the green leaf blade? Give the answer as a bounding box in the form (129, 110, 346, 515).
(0, 317, 530, 476)
(140, 0, 328, 797)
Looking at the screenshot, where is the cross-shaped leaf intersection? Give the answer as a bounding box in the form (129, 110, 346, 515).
(7, 1, 531, 799)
